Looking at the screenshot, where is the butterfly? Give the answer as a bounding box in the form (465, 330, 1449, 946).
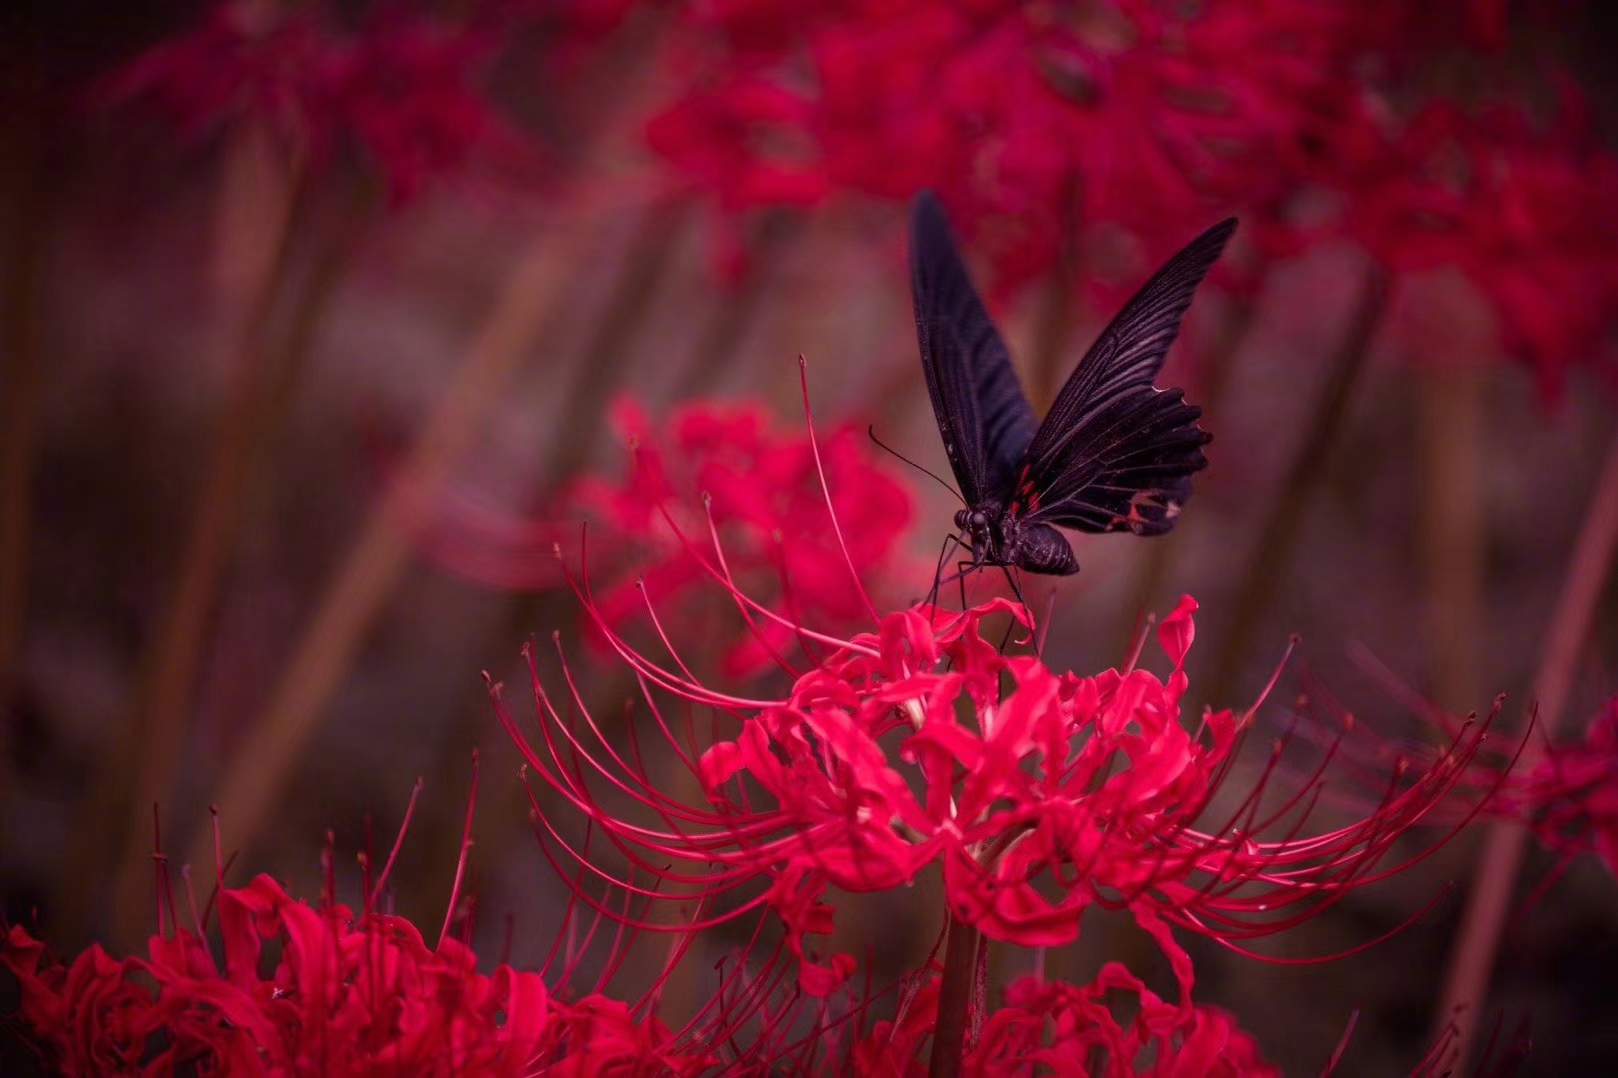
(910, 191, 1235, 581)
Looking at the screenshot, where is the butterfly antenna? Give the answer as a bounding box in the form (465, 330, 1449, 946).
(868, 425, 966, 507)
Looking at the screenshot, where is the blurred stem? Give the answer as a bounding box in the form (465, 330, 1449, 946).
(106, 165, 375, 947)
(182, 209, 602, 880)
(1116, 291, 1258, 655)
(1417, 364, 1485, 713)
(404, 204, 688, 925)
(0, 60, 48, 805)
(927, 913, 980, 1078)
(1205, 263, 1388, 710)
(1432, 425, 1618, 1068)
(55, 129, 309, 942)
(672, 209, 799, 400)
(538, 201, 685, 488)
(1028, 238, 1077, 414)
(179, 2, 673, 885)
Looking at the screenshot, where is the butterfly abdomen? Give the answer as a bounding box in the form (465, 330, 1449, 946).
(1009, 521, 1078, 575)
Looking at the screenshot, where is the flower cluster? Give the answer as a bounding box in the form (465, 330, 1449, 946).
(424, 395, 919, 680)
(2, 770, 735, 1078)
(3, 872, 716, 1077)
(853, 964, 1278, 1077)
(97, 1, 539, 202)
(495, 533, 1492, 1009)
(646, 0, 1357, 294)
(639, 2, 1618, 390)
(1512, 698, 1618, 879)
(1286, 88, 1618, 397)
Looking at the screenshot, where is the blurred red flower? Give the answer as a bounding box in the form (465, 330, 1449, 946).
(852, 964, 1278, 1077)
(1301, 90, 1618, 397)
(4, 840, 718, 1075)
(6, 873, 680, 1076)
(97, 1, 540, 203)
(1514, 698, 1618, 877)
(496, 568, 1494, 1000)
(423, 395, 921, 680)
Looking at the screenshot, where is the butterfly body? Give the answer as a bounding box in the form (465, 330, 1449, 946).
(909, 192, 1234, 579)
(954, 505, 1078, 575)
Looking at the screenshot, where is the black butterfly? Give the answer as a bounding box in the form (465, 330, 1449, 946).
(910, 191, 1235, 581)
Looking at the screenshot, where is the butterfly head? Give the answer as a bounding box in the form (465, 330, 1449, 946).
(955, 506, 1001, 563)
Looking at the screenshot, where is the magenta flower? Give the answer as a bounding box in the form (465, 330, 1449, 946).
(2, 793, 721, 1076)
(1299, 90, 1618, 397)
(96, 2, 539, 203)
(852, 964, 1278, 1077)
(1509, 698, 1618, 878)
(643, 0, 1358, 295)
(487, 395, 1495, 1002)
(423, 395, 920, 680)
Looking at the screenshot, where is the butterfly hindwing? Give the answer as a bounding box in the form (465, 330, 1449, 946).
(1019, 218, 1235, 535)
(910, 192, 1037, 508)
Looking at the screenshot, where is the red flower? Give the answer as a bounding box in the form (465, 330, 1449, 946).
(3, 930, 153, 1076)
(1282, 84, 1618, 397)
(423, 395, 921, 680)
(490, 411, 1494, 1000)
(5, 875, 563, 1075)
(643, 0, 1356, 294)
(96, 2, 540, 203)
(321, 13, 542, 205)
(96, 2, 329, 150)
(849, 965, 1279, 1077)
(3, 788, 721, 1075)
(1513, 698, 1618, 877)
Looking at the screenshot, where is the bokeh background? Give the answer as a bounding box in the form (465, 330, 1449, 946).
(4, 1, 1618, 1072)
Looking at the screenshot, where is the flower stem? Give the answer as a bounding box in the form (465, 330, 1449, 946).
(927, 913, 981, 1078)
(1028, 232, 1077, 413)
(178, 21, 671, 878)
(1417, 364, 1485, 713)
(182, 214, 595, 878)
(673, 208, 799, 399)
(1205, 263, 1388, 709)
(58, 128, 312, 943)
(0, 60, 48, 808)
(107, 158, 374, 950)
(1432, 423, 1618, 1067)
(538, 202, 686, 488)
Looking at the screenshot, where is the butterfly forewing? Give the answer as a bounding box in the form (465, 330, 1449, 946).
(1019, 218, 1235, 535)
(910, 192, 1037, 507)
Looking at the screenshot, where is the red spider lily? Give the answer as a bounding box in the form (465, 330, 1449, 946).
(2, 782, 722, 1076)
(486, 392, 1498, 1003)
(1302, 90, 1618, 397)
(423, 395, 920, 680)
(95, 1, 539, 203)
(1510, 698, 1618, 878)
(641, 2, 1616, 392)
(642, 0, 1357, 295)
(850, 965, 1278, 1077)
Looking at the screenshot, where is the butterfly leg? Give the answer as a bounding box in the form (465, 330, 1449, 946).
(956, 560, 977, 614)
(926, 532, 969, 611)
(994, 564, 1031, 653)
